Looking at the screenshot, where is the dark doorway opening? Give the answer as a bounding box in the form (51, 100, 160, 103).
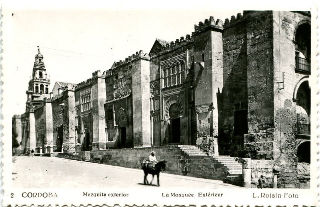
(56, 126, 63, 152)
(120, 127, 126, 148)
(297, 141, 310, 163)
(234, 110, 248, 136)
(170, 118, 181, 143)
(83, 129, 91, 151)
(169, 103, 181, 144)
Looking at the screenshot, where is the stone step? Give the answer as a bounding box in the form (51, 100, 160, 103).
(211, 155, 243, 176)
(177, 145, 243, 177)
(226, 165, 242, 169)
(228, 170, 242, 173)
(214, 156, 236, 162)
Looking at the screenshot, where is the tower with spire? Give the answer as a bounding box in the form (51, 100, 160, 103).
(26, 46, 51, 111)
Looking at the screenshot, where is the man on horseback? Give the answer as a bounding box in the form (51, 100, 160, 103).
(149, 151, 157, 162)
(148, 151, 157, 168)
(141, 153, 166, 186)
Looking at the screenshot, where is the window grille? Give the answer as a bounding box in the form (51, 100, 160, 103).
(295, 56, 311, 74)
(162, 62, 185, 88)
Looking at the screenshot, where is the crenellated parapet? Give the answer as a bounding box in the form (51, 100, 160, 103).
(150, 34, 193, 57)
(194, 16, 224, 34)
(111, 50, 150, 70)
(223, 12, 246, 28)
(75, 77, 94, 91)
(164, 34, 193, 50)
(75, 69, 105, 91)
(50, 92, 64, 102)
(92, 70, 106, 78)
(150, 16, 225, 56)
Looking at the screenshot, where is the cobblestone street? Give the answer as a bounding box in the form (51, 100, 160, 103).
(12, 156, 240, 188)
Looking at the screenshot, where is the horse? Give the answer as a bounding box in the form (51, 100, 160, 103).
(141, 160, 167, 186)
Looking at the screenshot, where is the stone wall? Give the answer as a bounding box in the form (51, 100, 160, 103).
(105, 97, 133, 148)
(52, 91, 71, 152)
(12, 115, 23, 154)
(149, 18, 224, 146)
(20, 113, 29, 153)
(246, 11, 275, 134)
(220, 14, 248, 154)
(75, 82, 94, 151)
(193, 24, 223, 139)
(250, 159, 274, 188)
(150, 42, 193, 146)
(244, 128, 275, 159)
(34, 104, 46, 153)
(104, 55, 147, 149)
(58, 146, 228, 182)
(272, 11, 311, 188)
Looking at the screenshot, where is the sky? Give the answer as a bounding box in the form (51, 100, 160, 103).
(4, 8, 243, 116)
(2, 0, 316, 125)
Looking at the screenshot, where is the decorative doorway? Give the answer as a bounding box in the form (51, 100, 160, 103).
(169, 103, 181, 144)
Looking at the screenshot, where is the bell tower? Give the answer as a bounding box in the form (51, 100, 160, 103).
(26, 46, 51, 111)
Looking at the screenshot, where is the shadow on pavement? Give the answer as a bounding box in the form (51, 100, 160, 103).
(137, 183, 159, 187)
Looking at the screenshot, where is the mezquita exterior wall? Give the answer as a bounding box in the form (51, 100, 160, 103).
(12, 11, 311, 187)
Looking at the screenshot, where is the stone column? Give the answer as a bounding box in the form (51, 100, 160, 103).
(12, 115, 23, 153)
(29, 110, 36, 153)
(45, 100, 54, 154)
(150, 115, 154, 146)
(91, 71, 107, 150)
(242, 158, 252, 188)
(213, 137, 219, 156)
(67, 87, 76, 153)
(132, 56, 151, 147)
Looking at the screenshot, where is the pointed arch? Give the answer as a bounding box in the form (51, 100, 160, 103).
(293, 76, 309, 102)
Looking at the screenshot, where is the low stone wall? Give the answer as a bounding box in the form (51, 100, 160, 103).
(187, 156, 227, 180)
(297, 162, 310, 189)
(57, 146, 230, 183)
(250, 159, 274, 188)
(244, 128, 275, 159)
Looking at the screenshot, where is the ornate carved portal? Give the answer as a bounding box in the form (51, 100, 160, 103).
(163, 94, 184, 144)
(164, 94, 183, 121)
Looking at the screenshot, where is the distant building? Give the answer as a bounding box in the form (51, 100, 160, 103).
(12, 11, 311, 188)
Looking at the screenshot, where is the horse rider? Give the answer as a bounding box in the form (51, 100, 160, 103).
(148, 151, 158, 168)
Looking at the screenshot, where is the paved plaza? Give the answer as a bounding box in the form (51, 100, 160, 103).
(12, 156, 240, 188)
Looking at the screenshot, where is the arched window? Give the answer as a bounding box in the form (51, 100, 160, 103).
(35, 85, 39, 93)
(295, 23, 311, 74)
(295, 80, 311, 135)
(45, 86, 48, 94)
(40, 84, 44, 94)
(39, 71, 43, 79)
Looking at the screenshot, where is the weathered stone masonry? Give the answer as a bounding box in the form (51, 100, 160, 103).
(12, 11, 311, 188)
(104, 51, 151, 148)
